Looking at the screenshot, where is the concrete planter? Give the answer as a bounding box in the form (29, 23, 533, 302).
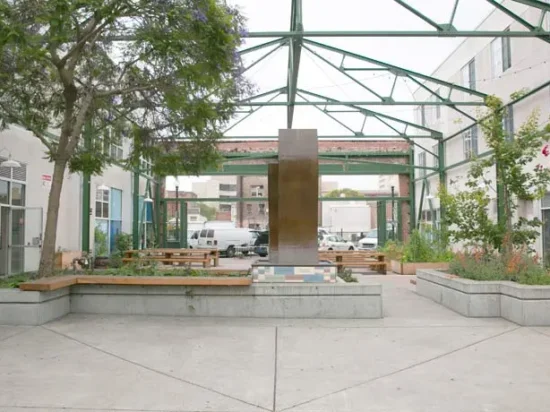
(417, 269, 550, 325)
(0, 288, 70, 326)
(0, 282, 382, 325)
(390, 260, 450, 275)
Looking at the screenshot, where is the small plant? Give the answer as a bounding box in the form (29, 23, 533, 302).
(0, 274, 33, 289)
(450, 247, 550, 285)
(381, 240, 403, 261)
(400, 230, 453, 263)
(94, 227, 109, 257)
(338, 269, 358, 283)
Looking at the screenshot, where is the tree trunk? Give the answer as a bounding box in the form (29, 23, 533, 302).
(38, 159, 68, 277)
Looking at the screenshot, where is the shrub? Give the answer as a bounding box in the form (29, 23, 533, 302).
(381, 240, 403, 261)
(339, 269, 358, 283)
(401, 230, 453, 263)
(450, 248, 550, 285)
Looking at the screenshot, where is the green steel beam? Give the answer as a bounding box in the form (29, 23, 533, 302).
(302, 44, 385, 101)
(180, 202, 188, 248)
(438, 139, 447, 233)
(224, 92, 282, 134)
(238, 99, 484, 107)
(449, 0, 460, 26)
(408, 149, 416, 232)
(510, 0, 550, 12)
(239, 38, 286, 55)
(238, 87, 286, 104)
(81, 122, 92, 253)
(393, 0, 447, 31)
(132, 167, 140, 250)
(317, 155, 436, 171)
(166, 196, 410, 202)
(303, 39, 487, 99)
(287, 0, 303, 128)
(406, 75, 478, 121)
(221, 151, 410, 158)
(485, 0, 550, 44)
(220, 134, 435, 139)
(204, 162, 414, 175)
(246, 30, 550, 38)
(297, 92, 357, 134)
(417, 180, 426, 230)
(296, 88, 443, 136)
(243, 41, 287, 72)
(442, 79, 550, 143)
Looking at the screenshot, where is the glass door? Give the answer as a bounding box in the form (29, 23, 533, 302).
(10, 207, 43, 274)
(0, 206, 9, 276)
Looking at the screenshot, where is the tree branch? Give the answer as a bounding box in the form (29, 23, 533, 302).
(65, 91, 95, 155)
(0, 102, 54, 151)
(95, 84, 157, 97)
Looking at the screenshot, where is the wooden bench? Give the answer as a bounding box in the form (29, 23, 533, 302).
(320, 250, 387, 274)
(19, 274, 251, 291)
(123, 249, 216, 268)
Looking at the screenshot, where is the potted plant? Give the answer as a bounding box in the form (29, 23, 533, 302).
(389, 230, 453, 275)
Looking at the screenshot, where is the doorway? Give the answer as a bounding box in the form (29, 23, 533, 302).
(0, 206, 42, 276)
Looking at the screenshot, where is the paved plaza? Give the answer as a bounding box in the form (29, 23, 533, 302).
(1, 275, 550, 412)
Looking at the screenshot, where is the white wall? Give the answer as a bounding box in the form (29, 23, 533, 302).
(0, 124, 151, 273)
(412, 1, 550, 255)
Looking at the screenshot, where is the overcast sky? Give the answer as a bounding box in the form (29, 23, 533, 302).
(168, 0, 494, 191)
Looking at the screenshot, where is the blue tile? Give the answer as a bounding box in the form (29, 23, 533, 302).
(303, 274, 325, 283)
(273, 266, 295, 275)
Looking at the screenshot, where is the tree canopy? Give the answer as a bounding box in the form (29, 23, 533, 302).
(0, 0, 251, 275)
(324, 188, 362, 198)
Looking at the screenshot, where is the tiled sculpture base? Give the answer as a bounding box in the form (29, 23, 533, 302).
(251, 262, 337, 283)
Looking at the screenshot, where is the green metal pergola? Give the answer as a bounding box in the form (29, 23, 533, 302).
(152, 0, 550, 249)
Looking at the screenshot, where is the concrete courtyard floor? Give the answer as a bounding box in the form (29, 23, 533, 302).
(2, 276, 550, 412)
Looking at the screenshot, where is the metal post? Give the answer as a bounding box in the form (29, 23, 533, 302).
(391, 185, 396, 240)
(81, 121, 92, 253)
(132, 167, 140, 250)
(438, 139, 447, 244)
(409, 149, 416, 234)
(181, 201, 188, 248)
(175, 182, 180, 244)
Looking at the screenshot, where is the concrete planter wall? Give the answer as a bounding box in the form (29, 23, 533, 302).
(390, 260, 450, 275)
(417, 269, 550, 326)
(0, 288, 70, 325)
(0, 283, 382, 325)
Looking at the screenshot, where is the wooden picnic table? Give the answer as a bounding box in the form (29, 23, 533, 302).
(319, 250, 387, 274)
(123, 248, 220, 268)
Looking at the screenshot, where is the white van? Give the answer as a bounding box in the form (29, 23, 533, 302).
(197, 228, 255, 257)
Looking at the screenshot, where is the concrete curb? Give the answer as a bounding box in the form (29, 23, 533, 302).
(417, 269, 550, 325)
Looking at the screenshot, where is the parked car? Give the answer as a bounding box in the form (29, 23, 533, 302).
(357, 229, 378, 250)
(357, 225, 397, 250)
(196, 228, 255, 257)
(319, 234, 355, 251)
(254, 230, 269, 257)
(187, 230, 199, 248)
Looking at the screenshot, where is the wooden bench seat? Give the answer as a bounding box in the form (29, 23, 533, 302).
(19, 274, 251, 291)
(122, 257, 210, 268)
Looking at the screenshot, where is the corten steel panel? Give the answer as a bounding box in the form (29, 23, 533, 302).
(268, 163, 280, 264)
(277, 129, 319, 265)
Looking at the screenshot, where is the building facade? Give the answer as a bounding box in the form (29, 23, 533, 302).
(0, 124, 154, 275)
(412, 0, 550, 258)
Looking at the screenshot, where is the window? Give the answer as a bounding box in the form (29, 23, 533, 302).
(190, 216, 197, 221)
(491, 28, 512, 77)
(219, 204, 232, 212)
(207, 229, 214, 238)
(219, 184, 237, 191)
(246, 204, 252, 214)
(502, 106, 515, 141)
(0, 180, 8, 204)
(417, 152, 427, 177)
(95, 188, 110, 218)
(462, 59, 476, 90)
(251, 185, 264, 197)
(432, 144, 439, 168)
(421, 106, 426, 126)
(100, 128, 124, 161)
(11, 183, 25, 206)
(259, 203, 266, 215)
(463, 126, 479, 159)
(140, 157, 153, 176)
